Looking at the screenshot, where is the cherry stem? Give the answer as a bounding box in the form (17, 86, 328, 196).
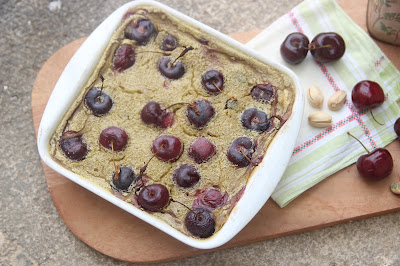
(138, 144, 166, 178)
(171, 46, 193, 65)
(308, 43, 332, 51)
(111, 141, 120, 180)
(170, 198, 202, 219)
(292, 41, 308, 50)
(292, 41, 332, 51)
(240, 148, 258, 166)
(164, 102, 200, 115)
(347, 132, 370, 153)
(369, 109, 384, 126)
(99, 74, 105, 97)
(212, 81, 237, 101)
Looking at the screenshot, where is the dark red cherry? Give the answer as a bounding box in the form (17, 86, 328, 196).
(160, 35, 178, 51)
(112, 166, 136, 192)
(112, 44, 136, 72)
(251, 83, 277, 104)
(140, 101, 174, 128)
(99, 126, 128, 151)
(348, 132, 393, 181)
(351, 80, 384, 110)
(185, 208, 215, 238)
(151, 135, 183, 162)
(158, 57, 185, 79)
(173, 164, 200, 188)
(84, 88, 113, 116)
(310, 32, 345, 63)
(188, 137, 216, 164)
(193, 188, 228, 210)
(241, 108, 271, 133)
(186, 100, 215, 128)
(357, 148, 393, 180)
(394, 118, 400, 139)
(201, 70, 224, 95)
(124, 19, 157, 45)
(137, 184, 170, 212)
(59, 131, 88, 161)
(227, 137, 255, 167)
(280, 32, 309, 64)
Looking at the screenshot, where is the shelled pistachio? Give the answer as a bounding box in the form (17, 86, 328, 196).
(308, 111, 332, 128)
(328, 90, 347, 111)
(307, 85, 324, 108)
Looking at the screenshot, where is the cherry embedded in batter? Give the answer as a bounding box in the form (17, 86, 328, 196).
(160, 35, 178, 51)
(173, 164, 201, 188)
(112, 166, 136, 192)
(151, 135, 183, 162)
(112, 44, 136, 72)
(59, 131, 88, 161)
(99, 126, 128, 151)
(241, 108, 271, 133)
(251, 83, 277, 104)
(158, 46, 193, 79)
(158, 57, 185, 79)
(140, 101, 174, 128)
(185, 208, 215, 238)
(186, 100, 215, 128)
(227, 137, 255, 167)
(193, 188, 228, 210)
(137, 183, 170, 212)
(201, 70, 224, 95)
(188, 137, 216, 164)
(84, 76, 113, 116)
(124, 19, 157, 45)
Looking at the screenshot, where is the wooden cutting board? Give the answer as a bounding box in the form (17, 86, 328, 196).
(31, 0, 400, 263)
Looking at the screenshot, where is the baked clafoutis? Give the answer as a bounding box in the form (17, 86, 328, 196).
(49, 5, 295, 239)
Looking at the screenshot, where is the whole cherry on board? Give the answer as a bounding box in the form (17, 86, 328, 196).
(347, 132, 393, 180)
(394, 117, 400, 139)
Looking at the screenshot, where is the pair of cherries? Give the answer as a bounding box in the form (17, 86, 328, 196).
(280, 32, 345, 64)
(349, 80, 393, 181)
(134, 183, 225, 238)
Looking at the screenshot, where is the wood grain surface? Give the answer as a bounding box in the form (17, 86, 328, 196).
(31, 0, 400, 263)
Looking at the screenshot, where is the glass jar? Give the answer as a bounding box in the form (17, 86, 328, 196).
(367, 0, 400, 46)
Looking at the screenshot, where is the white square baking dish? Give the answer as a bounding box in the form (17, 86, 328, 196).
(37, 0, 304, 249)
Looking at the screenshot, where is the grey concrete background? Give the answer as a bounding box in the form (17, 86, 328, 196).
(1, 0, 399, 265)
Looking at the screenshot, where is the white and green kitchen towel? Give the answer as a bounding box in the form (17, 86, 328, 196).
(247, 0, 400, 207)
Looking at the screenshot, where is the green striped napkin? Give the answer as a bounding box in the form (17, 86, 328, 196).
(247, 0, 400, 207)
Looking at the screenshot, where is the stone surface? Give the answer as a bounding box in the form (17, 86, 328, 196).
(1, 0, 400, 265)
